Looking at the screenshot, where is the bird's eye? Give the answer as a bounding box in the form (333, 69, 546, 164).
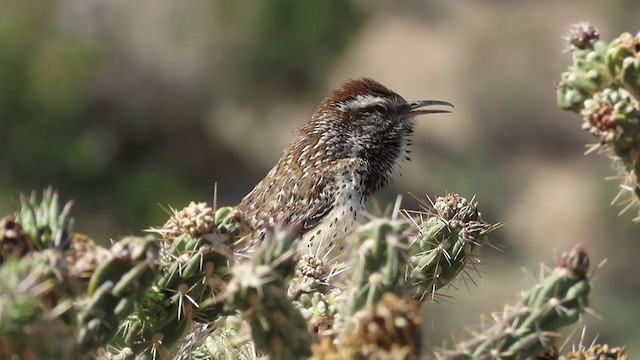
(373, 104, 387, 113)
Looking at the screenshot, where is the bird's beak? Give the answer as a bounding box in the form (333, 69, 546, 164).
(406, 100, 454, 116)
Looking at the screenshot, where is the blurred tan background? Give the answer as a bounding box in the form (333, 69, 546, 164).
(1, 0, 639, 355)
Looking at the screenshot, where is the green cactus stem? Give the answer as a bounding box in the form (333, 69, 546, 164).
(108, 204, 237, 359)
(556, 25, 610, 112)
(436, 244, 591, 360)
(189, 316, 255, 360)
(77, 236, 159, 351)
(405, 193, 497, 302)
(0, 250, 76, 359)
(350, 219, 411, 312)
(225, 225, 311, 360)
(18, 187, 74, 250)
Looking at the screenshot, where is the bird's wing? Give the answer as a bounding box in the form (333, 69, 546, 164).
(237, 158, 363, 232)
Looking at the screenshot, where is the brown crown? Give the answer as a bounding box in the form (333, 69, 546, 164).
(322, 78, 402, 105)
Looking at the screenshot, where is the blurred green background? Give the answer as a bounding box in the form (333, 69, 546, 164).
(1, 0, 639, 356)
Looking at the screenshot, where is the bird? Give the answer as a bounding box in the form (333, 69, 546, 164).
(235, 78, 452, 258)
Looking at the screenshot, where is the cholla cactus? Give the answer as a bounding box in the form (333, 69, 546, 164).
(188, 193, 502, 359)
(225, 225, 312, 359)
(436, 244, 591, 360)
(406, 193, 496, 301)
(0, 250, 76, 358)
(557, 23, 610, 112)
(557, 23, 640, 218)
(77, 236, 160, 351)
(18, 187, 74, 249)
(189, 316, 255, 360)
(110, 204, 242, 359)
(349, 219, 411, 312)
(0, 188, 604, 359)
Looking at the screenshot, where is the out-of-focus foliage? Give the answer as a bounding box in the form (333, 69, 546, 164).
(0, 1, 100, 182)
(212, 0, 366, 99)
(0, 0, 366, 235)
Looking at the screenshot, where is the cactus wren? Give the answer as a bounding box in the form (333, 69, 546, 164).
(236, 78, 452, 257)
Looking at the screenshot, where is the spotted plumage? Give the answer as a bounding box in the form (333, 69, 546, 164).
(236, 78, 452, 255)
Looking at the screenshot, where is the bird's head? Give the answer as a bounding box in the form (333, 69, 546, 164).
(288, 78, 452, 194)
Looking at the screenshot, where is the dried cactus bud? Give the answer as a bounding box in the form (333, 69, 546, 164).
(299, 254, 324, 279)
(433, 193, 471, 221)
(161, 202, 216, 241)
(0, 215, 33, 264)
(558, 243, 590, 278)
(64, 233, 109, 282)
(563, 343, 627, 360)
(565, 22, 600, 51)
(288, 253, 330, 297)
(312, 293, 421, 360)
(350, 293, 422, 357)
(580, 87, 640, 155)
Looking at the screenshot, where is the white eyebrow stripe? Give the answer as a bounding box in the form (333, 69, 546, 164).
(339, 94, 386, 110)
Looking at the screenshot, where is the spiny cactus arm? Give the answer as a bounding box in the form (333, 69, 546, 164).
(188, 316, 255, 360)
(556, 23, 610, 111)
(301, 194, 496, 359)
(349, 219, 411, 312)
(405, 193, 498, 302)
(434, 244, 591, 360)
(106, 204, 238, 359)
(224, 225, 312, 360)
(77, 236, 160, 352)
(557, 23, 640, 218)
(0, 250, 77, 359)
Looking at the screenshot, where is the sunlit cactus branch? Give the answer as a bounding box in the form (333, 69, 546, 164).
(557, 22, 640, 219)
